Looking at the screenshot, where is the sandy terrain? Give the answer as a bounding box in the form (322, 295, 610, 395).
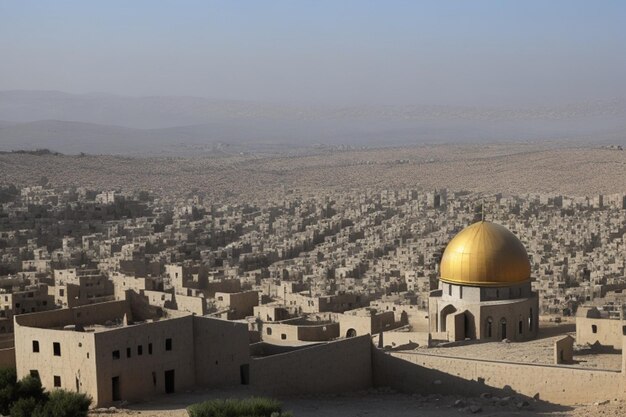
(88, 388, 626, 417)
(3, 143, 626, 200)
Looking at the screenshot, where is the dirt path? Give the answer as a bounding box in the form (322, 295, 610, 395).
(89, 388, 626, 417)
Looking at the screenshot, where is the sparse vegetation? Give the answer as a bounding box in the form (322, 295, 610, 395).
(187, 397, 292, 417)
(0, 368, 91, 417)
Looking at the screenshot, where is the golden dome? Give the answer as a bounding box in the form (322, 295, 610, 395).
(440, 221, 530, 287)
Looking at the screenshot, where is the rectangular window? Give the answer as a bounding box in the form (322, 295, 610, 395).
(148, 343, 153, 355)
(165, 338, 172, 351)
(32, 340, 39, 353)
(30, 370, 39, 379)
(53, 342, 61, 356)
(137, 345, 143, 356)
(126, 347, 131, 358)
(53, 376, 61, 387)
(112, 350, 120, 360)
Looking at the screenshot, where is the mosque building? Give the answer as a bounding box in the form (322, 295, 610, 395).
(429, 220, 539, 342)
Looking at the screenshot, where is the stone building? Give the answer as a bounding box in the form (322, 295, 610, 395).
(14, 300, 250, 406)
(429, 221, 539, 341)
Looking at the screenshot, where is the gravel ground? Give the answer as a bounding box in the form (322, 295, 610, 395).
(88, 388, 626, 417)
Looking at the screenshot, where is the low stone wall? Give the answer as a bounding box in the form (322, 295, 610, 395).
(373, 349, 623, 405)
(0, 347, 15, 368)
(250, 335, 372, 395)
(15, 300, 131, 328)
(372, 331, 430, 348)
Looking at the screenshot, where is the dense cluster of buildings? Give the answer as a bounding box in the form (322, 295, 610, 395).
(2, 183, 626, 406)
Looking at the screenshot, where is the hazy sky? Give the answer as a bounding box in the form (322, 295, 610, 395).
(1, 0, 625, 106)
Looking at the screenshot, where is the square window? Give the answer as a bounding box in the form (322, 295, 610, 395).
(53, 342, 61, 356)
(112, 350, 120, 360)
(281, 334, 287, 340)
(165, 338, 172, 351)
(32, 340, 39, 353)
(53, 376, 61, 387)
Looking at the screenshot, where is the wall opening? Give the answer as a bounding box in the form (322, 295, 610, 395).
(240, 364, 250, 385)
(164, 370, 175, 394)
(439, 304, 457, 332)
(346, 328, 357, 338)
(112, 376, 120, 401)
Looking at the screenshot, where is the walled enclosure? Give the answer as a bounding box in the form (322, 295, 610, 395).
(14, 301, 251, 407)
(250, 335, 372, 395)
(373, 349, 624, 405)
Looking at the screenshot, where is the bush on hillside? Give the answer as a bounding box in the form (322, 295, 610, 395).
(0, 367, 91, 417)
(0, 367, 18, 415)
(187, 397, 292, 417)
(15, 375, 46, 402)
(10, 396, 44, 417)
(37, 389, 92, 417)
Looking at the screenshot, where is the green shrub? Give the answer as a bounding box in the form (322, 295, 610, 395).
(0, 369, 92, 417)
(10, 396, 45, 417)
(0, 367, 17, 415)
(187, 397, 292, 417)
(37, 390, 92, 417)
(15, 375, 46, 402)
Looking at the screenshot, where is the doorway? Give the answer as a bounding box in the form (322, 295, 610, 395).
(111, 376, 120, 401)
(240, 364, 250, 385)
(164, 370, 175, 394)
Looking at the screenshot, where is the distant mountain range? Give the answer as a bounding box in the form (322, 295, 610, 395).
(0, 90, 625, 155)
